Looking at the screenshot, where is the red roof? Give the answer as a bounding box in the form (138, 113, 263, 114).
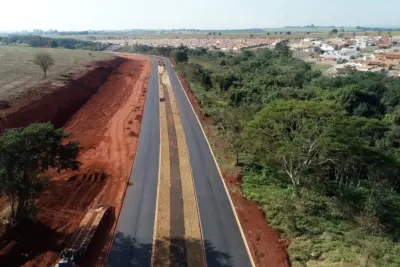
(384, 53, 400, 59)
(366, 61, 381, 65)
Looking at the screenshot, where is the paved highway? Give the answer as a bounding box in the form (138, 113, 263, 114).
(107, 58, 160, 266)
(107, 56, 253, 267)
(164, 58, 252, 267)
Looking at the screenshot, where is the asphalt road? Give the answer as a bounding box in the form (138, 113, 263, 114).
(163, 58, 252, 267)
(107, 57, 253, 267)
(107, 58, 159, 267)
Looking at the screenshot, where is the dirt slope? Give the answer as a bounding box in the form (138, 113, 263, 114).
(0, 55, 150, 267)
(0, 58, 124, 133)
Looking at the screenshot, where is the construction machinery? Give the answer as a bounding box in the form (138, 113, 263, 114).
(55, 204, 111, 267)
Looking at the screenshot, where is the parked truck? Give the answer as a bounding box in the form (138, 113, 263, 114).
(55, 204, 111, 267)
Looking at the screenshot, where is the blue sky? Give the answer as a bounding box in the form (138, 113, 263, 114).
(1, 0, 399, 31)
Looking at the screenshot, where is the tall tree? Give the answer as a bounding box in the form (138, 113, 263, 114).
(171, 48, 189, 63)
(219, 107, 245, 165)
(0, 123, 80, 224)
(50, 40, 58, 48)
(244, 100, 344, 195)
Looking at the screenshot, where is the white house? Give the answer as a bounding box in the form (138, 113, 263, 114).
(321, 43, 336, 51)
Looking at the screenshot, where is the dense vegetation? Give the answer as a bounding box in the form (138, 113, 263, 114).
(175, 45, 400, 267)
(0, 35, 110, 51)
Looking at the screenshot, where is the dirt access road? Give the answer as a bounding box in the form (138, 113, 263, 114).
(0, 55, 151, 267)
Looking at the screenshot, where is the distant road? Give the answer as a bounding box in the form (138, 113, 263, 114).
(106, 56, 253, 267)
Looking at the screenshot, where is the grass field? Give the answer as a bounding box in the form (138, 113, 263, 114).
(0, 45, 111, 104)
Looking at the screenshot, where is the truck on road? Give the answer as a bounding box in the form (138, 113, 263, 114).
(55, 204, 111, 267)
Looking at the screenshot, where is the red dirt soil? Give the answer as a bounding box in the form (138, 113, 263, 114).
(0, 55, 151, 267)
(0, 58, 125, 133)
(177, 74, 291, 267)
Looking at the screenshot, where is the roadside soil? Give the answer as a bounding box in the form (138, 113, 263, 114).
(0, 55, 151, 267)
(0, 58, 124, 133)
(177, 74, 291, 267)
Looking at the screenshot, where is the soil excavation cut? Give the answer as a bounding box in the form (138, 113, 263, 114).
(0, 55, 151, 267)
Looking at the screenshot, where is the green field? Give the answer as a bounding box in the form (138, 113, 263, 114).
(0, 45, 111, 104)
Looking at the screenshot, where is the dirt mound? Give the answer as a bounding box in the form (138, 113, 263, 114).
(40, 170, 108, 212)
(0, 55, 151, 267)
(0, 57, 125, 133)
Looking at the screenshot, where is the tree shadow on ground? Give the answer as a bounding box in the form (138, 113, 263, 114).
(79, 206, 116, 266)
(106, 231, 232, 267)
(0, 219, 64, 267)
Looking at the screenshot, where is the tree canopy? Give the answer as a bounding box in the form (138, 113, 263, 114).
(171, 47, 189, 63)
(0, 123, 80, 224)
(33, 53, 54, 78)
(0, 35, 110, 51)
(174, 45, 400, 266)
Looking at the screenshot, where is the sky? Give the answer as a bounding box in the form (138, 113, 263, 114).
(1, 0, 400, 31)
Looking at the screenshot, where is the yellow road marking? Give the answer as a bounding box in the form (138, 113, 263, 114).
(162, 73, 206, 267)
(167, 58, 256, 266)
(152, 66, 171, 267)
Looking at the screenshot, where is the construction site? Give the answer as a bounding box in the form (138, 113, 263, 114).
(0, 54, 151, 267)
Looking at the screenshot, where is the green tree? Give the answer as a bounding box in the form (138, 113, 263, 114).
(32, 52, 54, 78)
(331, 28, 339, 34)
(171, 48, 188, 63)
(220, 107, 245, 165)
(340, 86, 384, 118)
(275, 42, 292, 57)
(0, 123, 80, 224)
(244, 100, 344, 195)
(314, 46, 324, 55)
(50, 40, 58, 48)
(325, 116, 393, 188)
